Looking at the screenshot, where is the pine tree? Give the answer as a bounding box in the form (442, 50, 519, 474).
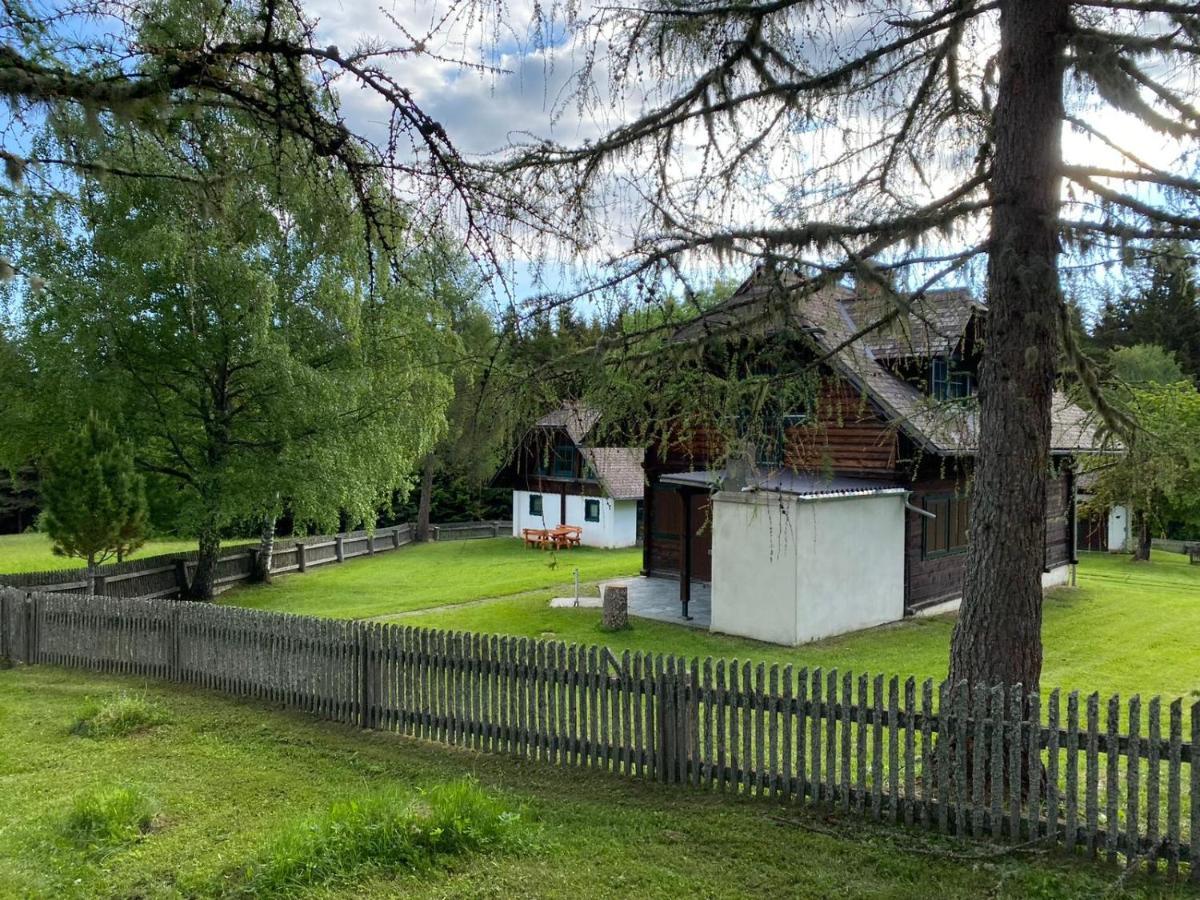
(40, 413, 147, 590)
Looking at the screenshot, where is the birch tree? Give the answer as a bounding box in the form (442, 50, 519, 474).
(2, 107, 452, 600)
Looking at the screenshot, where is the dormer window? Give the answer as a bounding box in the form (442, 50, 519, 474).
(931, 357, 974, 400)
(552, 439, 575, 477)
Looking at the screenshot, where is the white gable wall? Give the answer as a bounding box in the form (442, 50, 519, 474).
(511, 490, 639, 548)
(710, 490, 906, 645)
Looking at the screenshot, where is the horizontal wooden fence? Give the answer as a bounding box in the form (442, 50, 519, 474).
(1, 587, 1195, 880)
(0, 521, 512, 600)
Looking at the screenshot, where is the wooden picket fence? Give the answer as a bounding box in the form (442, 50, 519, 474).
(0, 520, 512, 600)
(1, 587, 1195, 880)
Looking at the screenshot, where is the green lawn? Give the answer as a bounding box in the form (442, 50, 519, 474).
(224, 538, 643, 620)
(0, 666, 1185, 899)
(389, 549, 1200, 704)
(0, 533, 209, 575)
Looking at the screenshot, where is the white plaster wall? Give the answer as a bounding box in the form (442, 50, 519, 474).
(710, 496, 800, 645)
(1042, 564, 1071, 588)
(794, 494, 907, 643)
(1107, 505, 1129, 553)
(612, 500, 640, 548)
(512, 489, 562, 536)
(710, 491, 907, 645)
(511, 491, 639, 548)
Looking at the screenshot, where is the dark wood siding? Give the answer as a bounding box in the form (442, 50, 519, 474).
(905, 476, 971, 611)
(1045, 471, 1072, 570)
(785, 378, 898, 475)
(904, 469, 1074, 611)
(1076, 507, 1108, 552)
(645, 482, 712, 579)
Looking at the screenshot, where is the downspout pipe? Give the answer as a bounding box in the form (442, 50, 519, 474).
(904, 493, 936, 520)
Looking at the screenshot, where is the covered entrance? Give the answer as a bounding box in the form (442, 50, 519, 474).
(642, 478, 713, 619)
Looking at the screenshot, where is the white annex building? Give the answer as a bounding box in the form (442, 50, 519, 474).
(497, 403, 644, 549)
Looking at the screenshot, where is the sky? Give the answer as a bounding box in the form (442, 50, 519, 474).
(3, 1, 1194, 322)
(292, 0, 1196, 322)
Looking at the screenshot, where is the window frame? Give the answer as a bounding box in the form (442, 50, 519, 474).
(584, 498, 601, 523)
(552, 440, 575, 478)
(922, 492, 970, 559)
(930, 357, 950, 400)
(528, 493, 543, 517)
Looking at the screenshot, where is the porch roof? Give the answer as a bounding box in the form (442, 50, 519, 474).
(660, 469, 907, 500)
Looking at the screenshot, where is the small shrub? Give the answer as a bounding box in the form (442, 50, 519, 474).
(60, 785, 157, 854)
(222, 778, 531, 896)
(70, 692, 170, 738)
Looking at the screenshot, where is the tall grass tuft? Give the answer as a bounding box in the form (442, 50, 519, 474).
(60, 785, 157, 854)
(69, 692, 170, 738)
(220, 778, 531, 896)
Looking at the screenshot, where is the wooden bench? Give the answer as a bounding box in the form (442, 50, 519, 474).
(522, 528, 552, 549)
(1188, 544, 1200, 565)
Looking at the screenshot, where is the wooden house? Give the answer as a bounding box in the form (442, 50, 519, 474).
(642, 271, 1104, 645)
(496, 402, 644, 548)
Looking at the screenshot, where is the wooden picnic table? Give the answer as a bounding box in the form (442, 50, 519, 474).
(522, 525, 583, 550)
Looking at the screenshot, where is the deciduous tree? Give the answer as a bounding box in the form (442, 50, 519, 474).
(2, 108, 453, 599)
(1085, 382, 1200, 559)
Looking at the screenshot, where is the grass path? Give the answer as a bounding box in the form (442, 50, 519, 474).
(224, 538, 643, 620)
(0, 666, 1185, 899)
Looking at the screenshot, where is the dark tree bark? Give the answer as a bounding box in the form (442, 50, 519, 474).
(189, 526, 222, 601)
(949, 0, 1070, 696)
(1132, 508, 1152, 561)
(252, 514, 276, 582)
(415, 454, 435, 542)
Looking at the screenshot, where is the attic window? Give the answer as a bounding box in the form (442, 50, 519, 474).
(931, 357, 974, 401)
(552, 440, 575, 477)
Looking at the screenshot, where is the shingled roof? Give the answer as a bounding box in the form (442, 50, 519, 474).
(582, 447, 645, 500)
(532, 402, 644, 500)
(676, 271, 1104, 457)
(535, 401, 601, 444)
(843, 288, 985, 358)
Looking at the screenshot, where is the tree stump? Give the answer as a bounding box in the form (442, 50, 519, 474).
(602, 584, 629, 631)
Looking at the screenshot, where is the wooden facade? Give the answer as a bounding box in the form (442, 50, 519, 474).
(783, 378, 898, 475)
(500, 425, 605, 502)
(644, 371, 1080, 614)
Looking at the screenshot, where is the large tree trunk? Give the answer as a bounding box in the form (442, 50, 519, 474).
(1132, 508, 1152, 561)
(252, 514, 276, 582)
(86, 552, 97, 598)
(189, 527, 222, 601)
(415, 454, 435, 542)
(949, 0, 1070, 696)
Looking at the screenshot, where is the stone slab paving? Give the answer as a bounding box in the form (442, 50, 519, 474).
(599, 576, 712, 630)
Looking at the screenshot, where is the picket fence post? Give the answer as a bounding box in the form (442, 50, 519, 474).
(23, 594, 35, 664)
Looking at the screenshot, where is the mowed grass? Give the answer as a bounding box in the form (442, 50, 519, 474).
(394, 550, 1200, 704)
(224, 538, 643, 620)
(0, 532, 210, 574)
(0, 666, 1188, 899)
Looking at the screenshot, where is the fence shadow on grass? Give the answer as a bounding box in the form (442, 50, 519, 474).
(0, 585, 1194, 881)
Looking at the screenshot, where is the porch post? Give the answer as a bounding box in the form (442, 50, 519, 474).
(679, 489, 692, 620)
